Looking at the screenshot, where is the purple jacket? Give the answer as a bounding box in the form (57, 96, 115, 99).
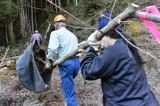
(30, 33, 42, 43)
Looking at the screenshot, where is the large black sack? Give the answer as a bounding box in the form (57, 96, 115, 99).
(16, 40, 53, 93)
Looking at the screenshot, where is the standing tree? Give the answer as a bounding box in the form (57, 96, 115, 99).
(31, 0, 34, 34)
(0, 1, 21, 45)
(19, 0, 26, 38)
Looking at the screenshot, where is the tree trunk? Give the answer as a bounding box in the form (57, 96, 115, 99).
(5, 20, 8, 44)
(67, 0, 70, 5)
(8, 22, 15, 45)
(34, 0, 37, 29)
(55, 0, 57, 12)
(31, 0, 34, 34)
(45, 0, 47, 8)
(24, 0, 28, 37)
(73, 0, 78, 6)
(27, 0, 31, 35)
(75, 0, 78, 6)
(7, 0, 15, 45)
(58, 0, 61, 11)
(41, 0, 42, 7)
(20, 0, 25, 38)
(51, 0, 53, 10)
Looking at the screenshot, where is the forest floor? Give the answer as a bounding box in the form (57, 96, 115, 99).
(0, 61, 103, 106)
(0, 32, 160, 106)
(1, 3, 160, 105)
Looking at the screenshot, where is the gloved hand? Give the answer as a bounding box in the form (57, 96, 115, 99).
(77, 41, 90, 53)
(87, 30, 101, 51)
(45, 59, 55, 70)
(76, 53, 83, 58)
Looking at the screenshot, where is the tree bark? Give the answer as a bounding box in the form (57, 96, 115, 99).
(75, 0, 78, 6)
(24, 0, 28, 37)
(8, 22, 15, 45)
(5, 20, 8, 44)
(55, 0, 57, 12)
(6, 0, 15, 45)
(20, 0, 25, 38)
(34, 0, 37, 29)
(31, 0, 34, 34)
(58, 0, 61, 11)
(26, 0, 31, 36)
(67, 0, 70, 5)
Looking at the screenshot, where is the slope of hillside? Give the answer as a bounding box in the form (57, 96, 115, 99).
(1, 1, 160, 106)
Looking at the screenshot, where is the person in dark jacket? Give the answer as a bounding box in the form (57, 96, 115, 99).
(80, 13, 160, 106)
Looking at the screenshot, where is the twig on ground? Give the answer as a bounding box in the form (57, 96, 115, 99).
(0, 46, 10, 66)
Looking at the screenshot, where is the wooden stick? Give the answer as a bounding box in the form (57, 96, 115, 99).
(132, 11, 160, 23)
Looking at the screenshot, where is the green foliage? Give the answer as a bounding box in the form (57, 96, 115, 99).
(78, 35, 86, 42)
(89, 18, 96, 26)
(11, 70, 17, 75)
(0, 2, 21, 23)
(124, 21, 142, 37)
(0, 46, 6, 51)
(64, 3, 77, 14)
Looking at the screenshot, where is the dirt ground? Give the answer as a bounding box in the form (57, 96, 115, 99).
(1, 18, 160, 106)
(0, 67, 103, 106)
(1, 33, 160, 106)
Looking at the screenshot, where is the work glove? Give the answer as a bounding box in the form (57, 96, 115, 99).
(76, 53, 83, 57)
(87, 30, 101, 51)
(45, 59, 55, 70)
(77, 41, 90, 53)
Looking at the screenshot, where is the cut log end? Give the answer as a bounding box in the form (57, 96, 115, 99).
(131, 3, 139, 8)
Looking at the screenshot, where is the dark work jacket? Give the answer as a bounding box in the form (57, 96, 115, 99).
(80, 39, 160, 106)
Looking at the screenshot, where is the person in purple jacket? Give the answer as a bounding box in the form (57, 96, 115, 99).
(30, 30, 42, 45)
(80, 13, 160, 106)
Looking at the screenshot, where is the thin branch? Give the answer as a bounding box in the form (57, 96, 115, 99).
(34, 55, 46, 65)
(110, 0, 117, 18)
(47, 0, 95, 29)
(0, 46, 10, 66)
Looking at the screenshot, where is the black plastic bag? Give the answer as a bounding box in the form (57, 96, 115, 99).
(16, 40, 53, 93)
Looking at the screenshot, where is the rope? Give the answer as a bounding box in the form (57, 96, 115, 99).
(47, 0, 96, 29)
(67, 25, 95, 30)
